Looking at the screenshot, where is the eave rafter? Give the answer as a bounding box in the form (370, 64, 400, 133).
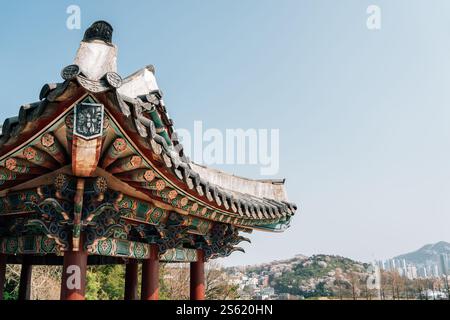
(95, 100, 290, 230)
(95, 91, 295, 228)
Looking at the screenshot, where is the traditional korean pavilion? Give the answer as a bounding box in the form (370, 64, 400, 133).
(0, 21, 297, 300)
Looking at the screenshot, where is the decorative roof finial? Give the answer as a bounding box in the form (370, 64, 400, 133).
(83, 20, 113, 44)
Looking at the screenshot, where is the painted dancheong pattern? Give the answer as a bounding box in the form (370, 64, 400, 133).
(0, 21, 296, 275)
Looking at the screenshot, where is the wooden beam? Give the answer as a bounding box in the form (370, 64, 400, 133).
(124, 260, 138, 300)
(5, 254, 126, 266)
(0, 168, 23, 184)
(108, 155, 143, 174)
(40, 133, 67, 165)
(100, 137, 129, 168)
(5, 158, 48, 175)
(114, 168, 156, 182)
(18, 258, 32, 300)
(0, 89, 86, 160)
(141, 244, 159, 300)
(190, 249, 205, 300)
(72, 179, 85, 251)
(71, 136, 102, 177)
(129, 179, 166, 192)
(0, 254, 6, 300)
(60, 247, 88, 300)
(22, 146, 58, 170)
(1, 165, 72, 195)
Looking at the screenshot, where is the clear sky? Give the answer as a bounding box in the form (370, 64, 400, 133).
(0, 1, 449, 266)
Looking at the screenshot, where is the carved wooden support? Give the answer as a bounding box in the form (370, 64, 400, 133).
(40, 133, 67, 164)
(0, 168, 18, 184)
(72, 136, 103, 177)
(114, 168, 156, 182)
(26, 199, 71, 251)
(115, 195, 169, 224)
(129, 179, 166, 192)
(94, 176, 107, 201)
(108, 155, 143, 174)
(65, 113, 74, 152)
(188, 223, 250, 261)
(72, 178, 85, 251)
(100, 137, 128, 168)
(5, 158, 47, 175)
(54, 173, 70, 200)
(22, 146, 58, 170)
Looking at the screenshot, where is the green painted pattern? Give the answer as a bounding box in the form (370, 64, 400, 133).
(90, 238, 198, 262)
(0, 236, 58, 255)
(90, 238, 150, 259)
(0, 190, 40, 214)
(160, 248, 198, 262)
(118, 195, 169, 225)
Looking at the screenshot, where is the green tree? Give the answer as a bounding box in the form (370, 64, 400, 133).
(86, 265, 125, 300)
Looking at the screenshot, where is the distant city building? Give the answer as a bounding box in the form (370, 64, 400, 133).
(377, 257, 443, 279)
(433, 265, 440, 277)
(419, 267, 427, 278)
(440, 254, 449, 276)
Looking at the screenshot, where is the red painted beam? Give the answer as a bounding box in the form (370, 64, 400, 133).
(60, 248, 88, 300)
(0, 254, 6, 300)
(124, 260, 138, 300)
(190, 250, 205, 300)
(18, 259, 32, 300)
(141, 244, 159, 300)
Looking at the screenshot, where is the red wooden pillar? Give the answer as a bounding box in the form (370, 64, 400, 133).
(190, 249, 205, 300)
(141, 244, 159, 300)
(18, 258, 32, 300)
(60, 248, 88, 300)
(0, 254, 6, 300)
(124, 260, 138, 300)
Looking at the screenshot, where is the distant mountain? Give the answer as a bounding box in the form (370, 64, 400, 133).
(394, 241, 450, 265)
(227, 254, 371, 299)
(270, 254, 370, 298)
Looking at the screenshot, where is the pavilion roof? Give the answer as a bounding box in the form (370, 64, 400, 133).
(0, 21, 297, 230)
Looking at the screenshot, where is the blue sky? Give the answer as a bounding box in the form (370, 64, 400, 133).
(1, 1, 450, 266)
